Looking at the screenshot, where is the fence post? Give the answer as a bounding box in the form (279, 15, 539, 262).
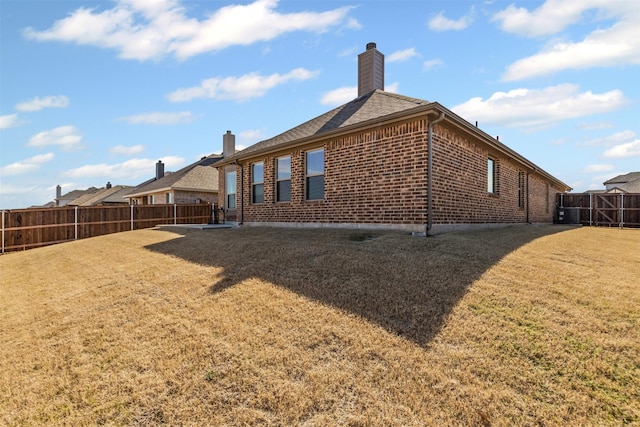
(620, 193, 624, 229)
(131, 204, 134, 230)
(74, 206, 78, 240)
(589, 193, 593, 226)
(174, 203, 177, 225)
(2, 210, 5, 254)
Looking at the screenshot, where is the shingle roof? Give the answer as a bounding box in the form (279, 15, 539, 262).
(58, 187, 99, 201)
(607, 176, 640, 193)
(125, 155, 222, 197)
(604, 172, 640, 185)
(217, 88, 571, 192)
(223, 89, 430, 162)
(72, 185, 132, 206)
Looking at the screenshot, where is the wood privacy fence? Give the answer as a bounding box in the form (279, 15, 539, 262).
(1, 203, 214, 253)
(556, 193, 640, 228)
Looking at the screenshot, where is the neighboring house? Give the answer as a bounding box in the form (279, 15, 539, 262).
(125, 156, 222, 205)
(603, 172, 640, 193)
(55, 186, 99, 207)
(215, 43, 572, 234)
(67, 183, 132, 206)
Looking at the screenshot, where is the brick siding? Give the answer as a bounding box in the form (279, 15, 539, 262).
(219, 115, 562, 230)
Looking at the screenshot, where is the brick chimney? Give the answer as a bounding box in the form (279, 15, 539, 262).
(358, 42, 384, 97)
(156, 160, 164, 180)
(223, 130, 235, 158)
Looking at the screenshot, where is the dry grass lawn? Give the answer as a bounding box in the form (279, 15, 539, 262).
(0, 224, 638, 426)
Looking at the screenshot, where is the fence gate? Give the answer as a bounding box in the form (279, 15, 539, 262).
(556, 193, 639, 228)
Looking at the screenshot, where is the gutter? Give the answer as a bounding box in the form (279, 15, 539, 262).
(427, 111, 446, 236)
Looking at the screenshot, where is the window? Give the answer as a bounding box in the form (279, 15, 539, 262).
(226, 171, 236, 209)
(545, 183, 550, 213)
(306, 148, 324, 200)
(150, 195, 155, 205)
(166, 192, 173, 204)
(276, 156, 291, 202)
(487, 158, 496, 194)
(251, 162, 264, 204)
(518, 171, 525, 208)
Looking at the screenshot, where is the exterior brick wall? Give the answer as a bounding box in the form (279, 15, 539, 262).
(219, 114, 564, 230)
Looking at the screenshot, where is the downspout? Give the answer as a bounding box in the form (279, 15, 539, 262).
(427, 112, 445, 236)
(526, 168, 537, 224)
(237, 160, 244, 225)
(526, 171, 530, 224)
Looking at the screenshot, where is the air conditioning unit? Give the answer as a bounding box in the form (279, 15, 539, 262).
(561, 207, 581, 224)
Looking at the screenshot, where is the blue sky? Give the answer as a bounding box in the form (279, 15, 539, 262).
(1, 0, 639, 209)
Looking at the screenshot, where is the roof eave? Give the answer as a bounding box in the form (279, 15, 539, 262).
(217, 101, 571, 192)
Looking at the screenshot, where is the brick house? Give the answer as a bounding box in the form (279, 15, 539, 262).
(215, 43, 571, 234)
(126, 155, 222, 205)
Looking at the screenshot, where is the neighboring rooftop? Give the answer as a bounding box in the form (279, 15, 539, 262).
(125, 154, 222, 198)
(604, 172, 640, 186)
(68, 185, 132, 206)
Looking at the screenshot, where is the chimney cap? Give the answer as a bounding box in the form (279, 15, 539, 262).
(366, 42, 377, 50)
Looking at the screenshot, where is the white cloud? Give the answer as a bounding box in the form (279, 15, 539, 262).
(22, 0, 354, 61)
(0, 114, 23, 129)
(109, 144, 145, 155)
(577, 121, 613, 131)
(492, 0, 632, 37)
(117, 111, 195, 125)
(603, 140, 640, 158)
(386, 82, 400, 93)
(583, 164, 614, 173)
(0, 153, 55, 176)
(495, 1, 640, 80)
(578, 130, 636, 147)
(337, 46, 357, 57)
(320, 86, 356, 106)
(451, 84, 626, 129)
(27, 125, 83, 150)
(387, 48, 418, 63)
(168, 68, 319, 102)
(239, 129, 267, 145)
(15, 95, 69, 112)
(423, 58, 443, 71)
(63, 156, 185, 180)
(428, 9, 474, 31)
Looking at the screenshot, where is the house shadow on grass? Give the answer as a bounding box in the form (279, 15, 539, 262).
(145, 224, 575, 347)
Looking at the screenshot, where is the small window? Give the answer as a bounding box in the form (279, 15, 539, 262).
(487, 158, 496, 194)
(306, 149, 324, 200)
(252, 162, 264, 204)
(150, 195, 155, 205)
(518, 171, 525, 208)
(226, 171, 237, 209)
(276, 156, 291, 202)
(545, 183, 550, 213)
(166, 192, 173, 204)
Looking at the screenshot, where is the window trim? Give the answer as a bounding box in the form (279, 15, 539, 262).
(225, 170, 237, 209)
(305, 148, 325, 201)
(251, 161, 264, 204)
(487, 157, 496, 194)
(275, 156, 291, 203)
(518, 171, 525, 208)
